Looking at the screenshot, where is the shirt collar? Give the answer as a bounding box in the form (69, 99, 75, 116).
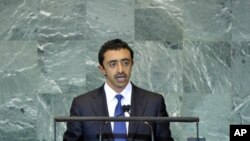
(104, 82, 132, 104)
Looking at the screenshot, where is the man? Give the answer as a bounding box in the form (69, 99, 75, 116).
(63, 39, 174, 141)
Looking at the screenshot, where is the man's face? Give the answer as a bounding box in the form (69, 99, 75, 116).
(99, 49, 133, 93)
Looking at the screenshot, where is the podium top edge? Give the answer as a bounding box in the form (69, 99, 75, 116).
(54, 116, 199, 122)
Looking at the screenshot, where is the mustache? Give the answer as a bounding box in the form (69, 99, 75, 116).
(115, 73, 127, 78)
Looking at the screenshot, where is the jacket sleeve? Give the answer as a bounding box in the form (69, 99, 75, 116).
(63, 98, 84, 141)
(155, 95, 174, 141)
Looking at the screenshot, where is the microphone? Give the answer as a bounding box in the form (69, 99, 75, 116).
(122, 105, 154, 141)
(122, 105, 131, 114)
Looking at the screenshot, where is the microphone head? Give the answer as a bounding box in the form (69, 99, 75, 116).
(122, 105, 131, 113)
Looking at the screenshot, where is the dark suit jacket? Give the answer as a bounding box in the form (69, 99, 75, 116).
(63, 83, 174, 141)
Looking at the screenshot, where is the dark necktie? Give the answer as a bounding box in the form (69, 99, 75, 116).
(113, 94, 128, 141)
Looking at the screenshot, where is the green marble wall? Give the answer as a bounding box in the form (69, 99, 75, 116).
(0, 0, 250, 141)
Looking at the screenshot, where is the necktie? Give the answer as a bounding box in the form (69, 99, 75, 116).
(113, 94, 127, 141)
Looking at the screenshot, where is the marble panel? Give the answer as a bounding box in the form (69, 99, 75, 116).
(0, 41, 38, 140)
(37, 93, 76, 141)
(0, 41, 38, 102)
(131, 41, 183, 95)
(135, 0, 183, 9)
(135, 5, 183, 42)
(182, 41, 232, 94)
(37, 41, 87, 94)
(183, 0, 232, 41)
(231, 41, 250, 124)
(84, 40, 105, 91)
(86, 0, 134, 41)
(178, 94, 231, 141)
(0, 95, 38, 141)
(0, 0, 38, 40)
(37, 0, 86, 42)
(232, 0, 250, 41)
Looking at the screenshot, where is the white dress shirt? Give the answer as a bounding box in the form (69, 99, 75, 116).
(104, 82, 132, 133)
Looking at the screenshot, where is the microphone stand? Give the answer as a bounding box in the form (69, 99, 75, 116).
(144, 121, 154, 141)
(99, 105, 129, 141)
(123, 105, 154, 141)
(98, 105, 155, 141)
(99, 121, 108, 141)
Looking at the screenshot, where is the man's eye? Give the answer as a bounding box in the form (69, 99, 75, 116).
(109, 62, 116, 67)
(122, 61, 130, 66)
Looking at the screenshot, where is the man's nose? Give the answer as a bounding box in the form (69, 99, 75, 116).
(117, 62, 123, 72)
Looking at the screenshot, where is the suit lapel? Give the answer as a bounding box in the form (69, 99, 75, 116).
(90, 86, 109, 116)
(128, 84, 147, 140)
(90, 86, 113, 141)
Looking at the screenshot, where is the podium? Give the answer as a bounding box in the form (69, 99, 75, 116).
(54, 116, 200, 141)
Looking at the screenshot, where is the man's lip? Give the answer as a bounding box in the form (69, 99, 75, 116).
(116, 75, 125, 78)
(116, 77, 126, 83)
(115, 74, 126, 78)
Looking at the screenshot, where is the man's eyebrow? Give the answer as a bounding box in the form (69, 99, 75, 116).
(107, 58, 130, 64)
(122, 58, 129, 60)
(107, 60, 118, 63)
(121, 58, 130, 61)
